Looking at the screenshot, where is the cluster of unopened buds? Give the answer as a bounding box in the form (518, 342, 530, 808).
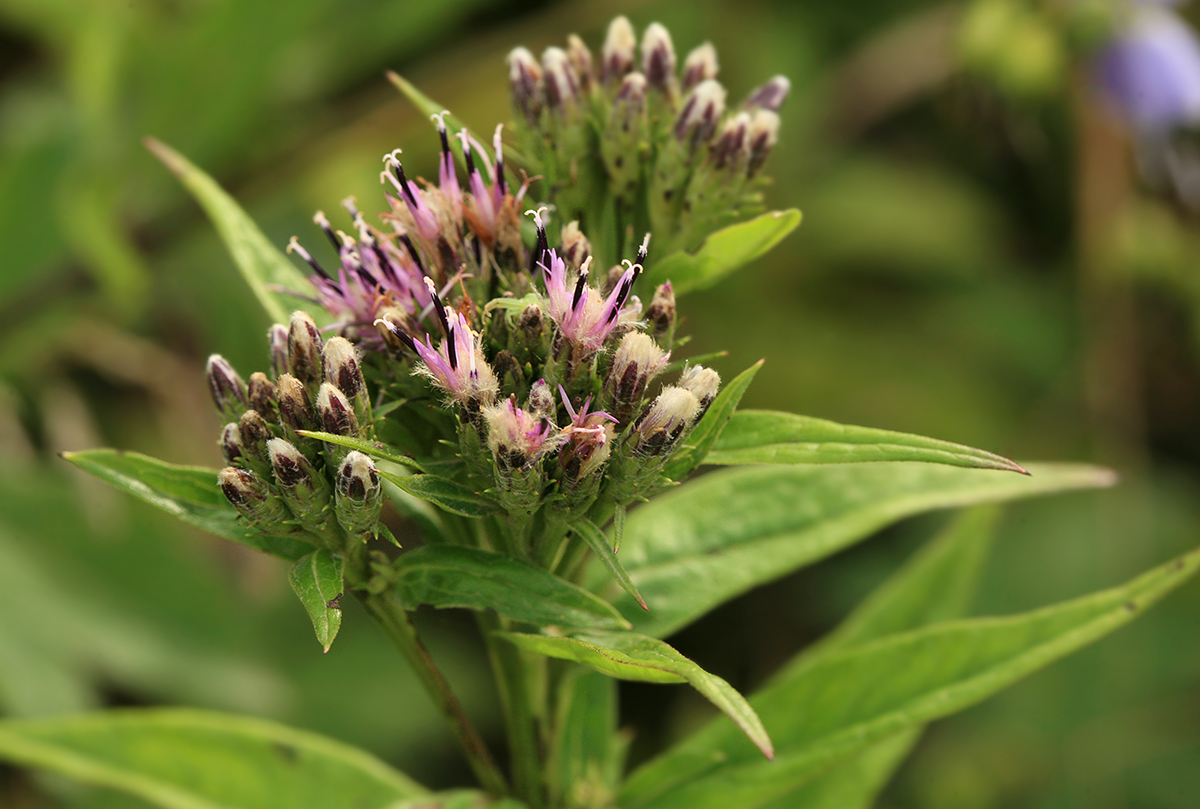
(206, 17, 788, 574)
(508, 15, 788, 258)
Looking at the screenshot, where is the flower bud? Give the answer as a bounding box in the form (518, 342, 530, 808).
(248, 372, 278, 421)
(674, 79, 726, 151)
(543, 46, 581, 115)
(220, 423, 244, 466)
(646, 282, 676, 341)
(268, 437, 334, 536)
(681, 42, 719, 94)
(602, 16, 638, 84)
(219, 467, 291, 525)
(560, 221, 591, 271)
(322, 336, 366, 401)
(518, 305, 544, 342)
(288, 310, 324, 389)
(206, 354, 248, 423)
(334, 451, 383, 536)
(527, 379, 554, 419)
(677, 365, 720, 414)
(641, 22, 677, 93)
(613, 72, 648, 128)
(710, 111, 750, 170)
(268, 324, 290, 378)
(743, 75, 790, 112)
(630, 386, 700, 456)
(238, 409, 273, 464)
(508, 46, 544, 125)
(606, 332, 670, 422)
(277, 374, 317, 432)
(746, 108, 780, 177)
(567, 34, 595, 95)
(317, 383, 361, 438)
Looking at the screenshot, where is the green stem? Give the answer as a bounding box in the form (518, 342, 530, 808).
(355, 585, 509, 797)
(480, 611, 546, 808)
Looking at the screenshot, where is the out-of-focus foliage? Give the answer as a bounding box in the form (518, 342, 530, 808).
(2, 0, 1199, 807)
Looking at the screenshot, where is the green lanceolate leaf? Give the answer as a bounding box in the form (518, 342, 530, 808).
(61, 449, 310, 561)
(663, 360, 764, 480)
(708, 410, 1028, 474)
(297, 430, 425, 471)
(288, 550, 345, 653)
(498, 630, 773, 760)
(145, 138, 318, 326)
(0, 708, 426, 809)
(574, 519, 647, 610)
(392, 546, 629, 630)
(621, 546, 1200, 809)
(643, 209, 802, 295)
(375, 469, 499, 517)
(599, 462, 1115, 638)
(770, 507, 1000, 809)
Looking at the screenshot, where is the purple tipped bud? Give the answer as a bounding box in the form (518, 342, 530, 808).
(682, 42, 719, 94)
(607, 332, 671, 422)
(267, 438, 333, 535)
(567, 34, 595, 94)
(560, 221, 592, 270)
(267, 438, 312, 488)
(238, 409, 272, 459)
(335, 451, 383, 535)
(206, 354, 249, 422)
(248, 372, 278, 419)
(508, 46, 544, 125)
(322, 336, 366, 401)
(268, 324, 290, 378)
(559, 422, 613, 481)
(631, 386, 700, 456)
(710, 111, 751, 170)
(641, 23, 677, 93)
(288, 310, 324, 388)
(220, 423, 244, 466)
(743, 75, 790, 112)
(746, 109, 780, 177)
(677, 365, 720, 415)
(602, 16, 638, 84)
(527, 379, 554, 418)
(220, 467, 291, 524)
(277, 374, 317, 432)
(543, 46, 581, 113)
(317, 383, 361, 438)
(675, 79, 726, 151)
(646, 282, 677, 340)
(612, 72, 648, 132)
(518, 305, 544, 342)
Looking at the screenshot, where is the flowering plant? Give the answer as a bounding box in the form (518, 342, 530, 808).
(3, 15, 1196, 809)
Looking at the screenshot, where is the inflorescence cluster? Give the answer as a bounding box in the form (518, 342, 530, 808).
(209, 17, 786, 577)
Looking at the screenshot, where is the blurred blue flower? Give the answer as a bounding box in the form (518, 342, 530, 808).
(1095, 2, 1200, 130)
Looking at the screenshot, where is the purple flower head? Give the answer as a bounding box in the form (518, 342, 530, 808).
(287, 201, 431, 342)
(558, 385, 618, 479)
(532, 209, 643, 353)
(1095, 4, 1200, 130)
(375, 278, 498, 406)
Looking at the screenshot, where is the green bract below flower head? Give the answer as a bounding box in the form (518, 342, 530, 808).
(207, 19, 770, 574)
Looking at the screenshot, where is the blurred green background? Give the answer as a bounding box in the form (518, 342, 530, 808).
(1, 0, 1199, 806)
